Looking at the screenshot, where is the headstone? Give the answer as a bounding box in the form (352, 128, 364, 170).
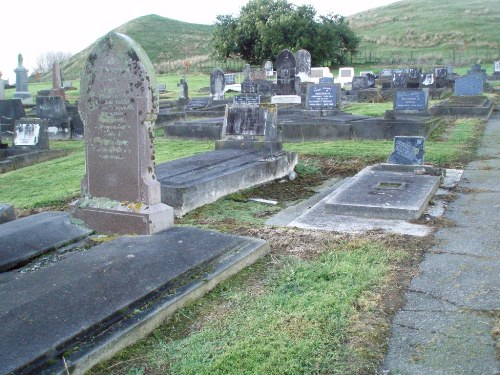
(224, 106, 267, 136)
(275, 49, 296, 95)
(434, 67, 448, 78)
(71, 32, 173, 235)
(454, 75, 483, 96)
(420, 73, 435, 88)
(494, 61, 500, 73)
(13, 54, 32, 104)
(50, 62, 65, 99)
(36, 96, 71, 140)
(388, 136, 425, 165)
(319, 77, 334, 84)
(178, 78, 188, 103)
(392, 73, 407, 88)
(306, 84, 339, 110)
(447, 66, 454, 75)
(0, 79, 4, 100)
(224, 73, 236, 84)
(337, 67, 354, 87)
(63, 81, 73, 89)
(264, 60, 273, 77)
(255, 80, 273, 97)
(210, 68, 225, 101)
(241, 79, 257, 94)
(0, 99, 26, 126)
(157, 84, 166, 93)
(467, 64, 487, 82)
(0, 203, 16, 224)
(380, 69, 393, 77)
(295, 49, 311, 77)
(13, 118, 49, 150)
(394, 90, 428, 112)
(243, 64, 252, 81)
(351, 76, 368, 90)
(233, 94, 260, 106)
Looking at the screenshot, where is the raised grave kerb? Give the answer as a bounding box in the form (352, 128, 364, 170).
(71, 32, 173, 235)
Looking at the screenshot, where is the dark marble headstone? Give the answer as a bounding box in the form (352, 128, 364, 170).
(224, 106, 267, 136)
(392, 73, 407, 88)
(352, 76, 368, 90)
(241, 79, 257, 94)
(319, 77, 334, 84)
(13, 118, 49, 150)
(295, 49, 311, 76)
(275, 49, 296, 95)
(186, 97, 211, 110)
(0, 99, 25, 124)
(454, 75, 483, 96)
(388, 136, 425, 165)
(233, 94, 260, 105)
(365, 73, 376, 88)
(36, 96, 71, 140)
(394, 90, 427, 111)
(306, 84, 339, 110)
(71, 32, 173, 235)
(210, 68, 225, 100)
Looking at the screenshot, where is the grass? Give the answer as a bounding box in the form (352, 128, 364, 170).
(88, 237, 410, 375)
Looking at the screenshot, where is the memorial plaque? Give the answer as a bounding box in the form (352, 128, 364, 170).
(233, 94, 260, 105)
(74, 32, 173, 235)
(306, 84, 338, 109)
(186, 97, 211, 110)
(319, 77, 334, 84)
(275, 49, 296, 95)
(388, 136, 425, 165)
(454, 75, 483, 96)
(13, 118, 49, 150)
(210, 68, 225, 100)
(394, 90, 427, 111)
(295, 49, 311, 76)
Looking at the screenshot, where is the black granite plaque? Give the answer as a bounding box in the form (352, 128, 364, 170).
(225, 106, 266, 136)
(306, 84, 338, 109)
(388, 136, 425, 165)
(233, 94, 260, 105)
(394, 90, 427, 111)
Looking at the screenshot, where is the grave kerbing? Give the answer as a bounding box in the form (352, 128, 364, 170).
(71, 32, 173, 235)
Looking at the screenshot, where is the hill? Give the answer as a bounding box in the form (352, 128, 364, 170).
(348, 0, 500, 65)
(60, 14, 214, 79)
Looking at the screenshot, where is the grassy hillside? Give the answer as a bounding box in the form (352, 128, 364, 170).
(60, 14, 214, 79)
(348, 0, 500, 65)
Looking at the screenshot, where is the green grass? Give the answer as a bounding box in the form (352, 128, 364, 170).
(89, 239, 408, 375)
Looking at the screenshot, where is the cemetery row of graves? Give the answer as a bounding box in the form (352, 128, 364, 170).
(0, 34, 498, 373)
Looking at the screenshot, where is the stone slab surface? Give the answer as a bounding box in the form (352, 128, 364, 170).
(156, 149, 297, 216)
(0, 226, 268, 374)
(383, 114, 500, 375)
(324, 164, 441, 220)
(0, 212, 93, 272)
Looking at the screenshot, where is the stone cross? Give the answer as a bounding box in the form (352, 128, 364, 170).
(71, 32, 173, 234)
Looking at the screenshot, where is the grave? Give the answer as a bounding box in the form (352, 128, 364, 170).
(388, 136, 425, 165)
(406, 68, 422, 88)
(264, 60, 273, 77)
(178, 77, 188, 105)
(36, 95, 71, 140)
(305, 83, 340, 110)
(0, 78, 5, 100)
(156, 102, 297, 216)
(0, 98, 25, 135)
(430, 75, 494, 118)
(275, 49, 297, 95)
(337, 67, 354, 88)
(393, 89, 429, 115)
(158, 83, 167, 93)
(13, 54, 32, 104)
(310, 67, 334, 83)
(210, 68, 225, 101)
(295, 49, 311, 76)
(492, 61, 500, 80)
(70, 32, 174, 235)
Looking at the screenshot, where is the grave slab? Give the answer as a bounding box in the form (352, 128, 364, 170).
(0, 226, 268, 374)
(324, 164, 441, 220)
(156, 149, 297, 216)
(0, 211, 93, 272)
(430, 96, 494, 118)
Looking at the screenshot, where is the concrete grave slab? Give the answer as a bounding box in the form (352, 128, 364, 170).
(324, 164, 441, 220)
(0, 226, 268, 374)
(0, 212, 93, 272)
(156, 149, 297, 216)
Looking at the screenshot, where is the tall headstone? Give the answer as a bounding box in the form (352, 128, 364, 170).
(264, 60, 273, 77)
(50, 62, 65, 99)
(210, 68, 225, 101)
(71, 32, 173, 235)
(295, 49, 311, 77)
(275, 49, 296, 95)
(13, 54, 32, 104)
(178, 78, 188, 104)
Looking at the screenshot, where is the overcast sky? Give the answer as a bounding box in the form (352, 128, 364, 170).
(0, 0, 399, 82)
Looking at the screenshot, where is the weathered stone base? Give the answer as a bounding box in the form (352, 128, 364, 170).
(156, 149, 298, 216)
(0, 149, 65, 174)
(430, 96, 495, 118)
(70, 201, 174, 235)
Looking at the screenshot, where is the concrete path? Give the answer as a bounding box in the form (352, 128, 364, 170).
(382, 114, 500, 374)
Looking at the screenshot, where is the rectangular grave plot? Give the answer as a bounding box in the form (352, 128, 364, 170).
(225, 107, 266, 136)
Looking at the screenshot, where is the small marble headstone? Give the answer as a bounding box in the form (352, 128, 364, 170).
(388, 136, 425, 165)
(275, 49, 296, 95)
(157, 84, 167, 93)
(210, 68, 225, 101)
(264, 60, 273, 77)
(495, 61, 500, 73)
(295, 49, 311, 77)
(13, 118, 49, 150)
(454, 75, 483, 96)
(420, 74, 435, 87)
(71, 32, 173, 235)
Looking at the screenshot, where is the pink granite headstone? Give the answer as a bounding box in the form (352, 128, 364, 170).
(71, 32, 173, 234)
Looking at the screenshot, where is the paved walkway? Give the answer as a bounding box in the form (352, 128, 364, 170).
(382, 114, 500, 374)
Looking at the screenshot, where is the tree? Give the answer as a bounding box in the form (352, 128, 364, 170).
(212, 0, 360, 66)
(33, 51, 73, 76)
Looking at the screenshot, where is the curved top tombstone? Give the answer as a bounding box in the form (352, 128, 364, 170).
(275, 49, 296, 95)
(295, 49, 311, 76)
(79, 32, 160, 204)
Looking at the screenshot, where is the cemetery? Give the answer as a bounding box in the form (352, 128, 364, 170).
(0, 1, 499, 373)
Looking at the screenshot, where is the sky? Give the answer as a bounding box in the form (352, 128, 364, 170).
(0, 0, 400, 82)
